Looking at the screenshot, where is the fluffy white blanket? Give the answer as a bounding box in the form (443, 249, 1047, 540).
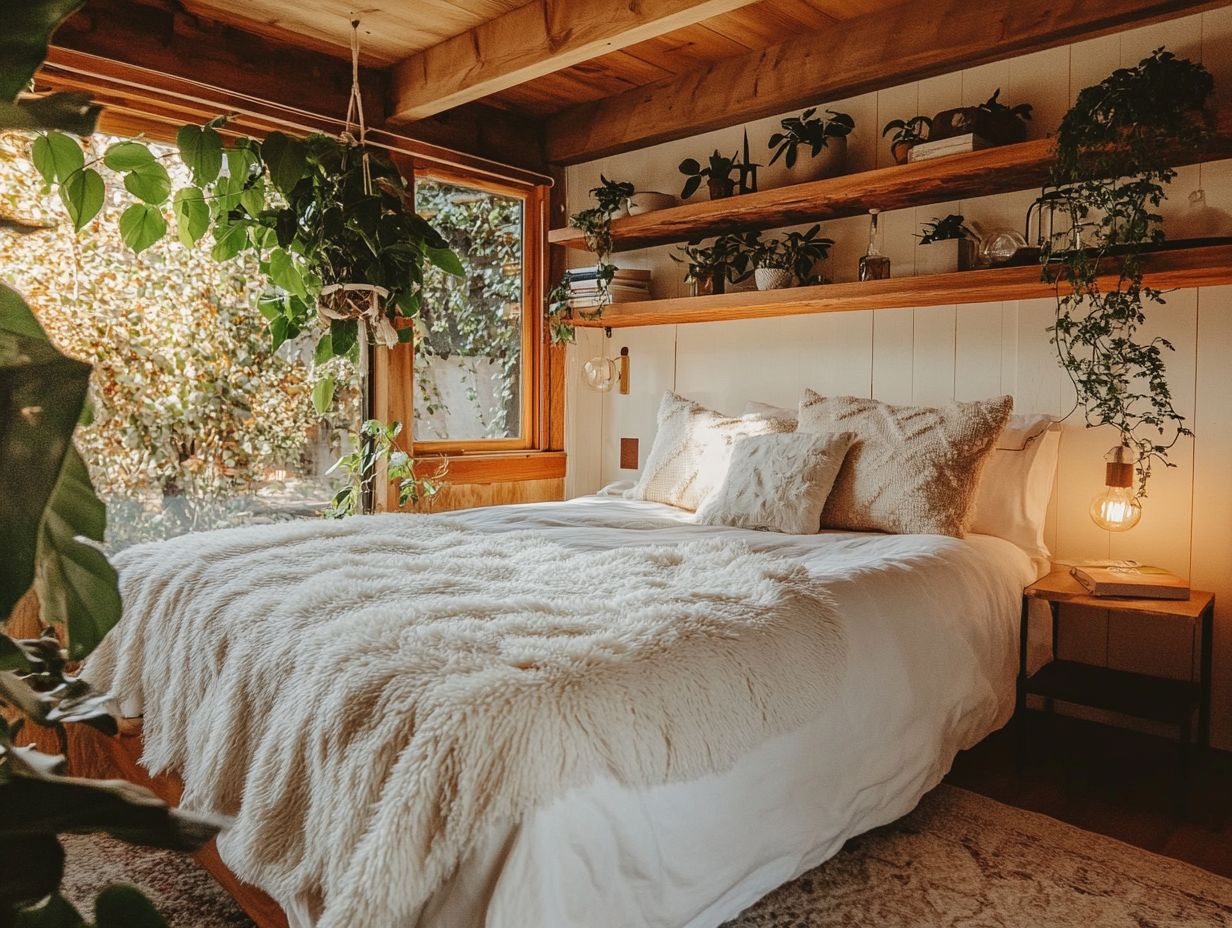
(84, 514, 846, 927)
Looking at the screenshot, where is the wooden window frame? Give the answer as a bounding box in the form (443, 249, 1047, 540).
(397, 161, 546, 454)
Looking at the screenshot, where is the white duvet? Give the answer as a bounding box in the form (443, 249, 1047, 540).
(95, 496, 1038, 928)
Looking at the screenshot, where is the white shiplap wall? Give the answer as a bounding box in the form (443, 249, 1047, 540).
(562, 11, 1232, 749)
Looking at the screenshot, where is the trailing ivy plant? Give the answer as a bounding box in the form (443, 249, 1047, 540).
(1047, 48, 1213, 494)
(323, 419, 448, 517)
(32, 123, 462, 410)
(2, 4, 221, 923)
(546, 175, 633, 342)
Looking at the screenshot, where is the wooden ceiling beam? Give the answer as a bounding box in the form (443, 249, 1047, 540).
(545, 0, 1230, 164)
(388, 0, 763, 123)
(44, 0, 551, 174)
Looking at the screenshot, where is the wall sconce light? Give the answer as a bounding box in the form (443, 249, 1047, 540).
(583, 345, 629, 394)
(1089, 445, 1142, 532)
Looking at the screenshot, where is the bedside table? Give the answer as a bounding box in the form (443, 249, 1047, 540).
(1019, 570, 1215, 768)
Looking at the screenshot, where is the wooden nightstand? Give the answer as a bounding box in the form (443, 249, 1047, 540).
(1019, 570, 1215, 767)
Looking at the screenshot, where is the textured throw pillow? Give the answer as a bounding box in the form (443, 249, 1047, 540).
(969, 415, 1061, 558)
(695, 431, 856, 534)
(630, 392, 793, 511)
(797, 391, 1014, 537)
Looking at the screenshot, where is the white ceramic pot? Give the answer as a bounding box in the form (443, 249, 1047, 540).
(627, 191, 677, 214)
(794, 136, 848, 182)
(755, 267, 793, 291)
(917, 238, 977, 276)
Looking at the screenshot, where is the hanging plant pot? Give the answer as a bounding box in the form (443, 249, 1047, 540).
(318, 283, 397, 347)
(754, 267, 793, 290)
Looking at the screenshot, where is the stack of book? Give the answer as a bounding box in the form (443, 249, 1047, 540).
(1069, 563, 1191, 600)
(908, 133, 992, 163)
(565, 267, 652, 309)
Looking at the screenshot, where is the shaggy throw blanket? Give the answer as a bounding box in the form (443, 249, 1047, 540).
(84, 515, 846, 927)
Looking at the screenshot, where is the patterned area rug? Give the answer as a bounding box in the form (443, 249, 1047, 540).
(59, 785, 1232, 927)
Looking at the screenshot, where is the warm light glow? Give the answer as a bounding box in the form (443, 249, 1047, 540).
(1089, 486, 1143, 532)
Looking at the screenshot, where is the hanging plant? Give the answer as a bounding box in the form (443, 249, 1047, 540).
(32, 122, 462, 408)
(546, 174, 633, 343)
(1046, 48, 1214, 495)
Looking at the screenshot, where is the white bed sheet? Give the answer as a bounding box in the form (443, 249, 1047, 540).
(293, 496, 1037, 928)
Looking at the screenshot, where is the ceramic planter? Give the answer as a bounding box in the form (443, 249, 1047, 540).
(627, 191, 677, 214)
(916, 238, 978, 276)
(754, 267, 793, 291)
(890, 139, 915, 165)
(793, 136, 848, 182)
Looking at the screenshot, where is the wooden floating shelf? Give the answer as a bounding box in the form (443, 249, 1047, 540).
(550, 109, 1232, 253)
(573, 244, 1232, 329)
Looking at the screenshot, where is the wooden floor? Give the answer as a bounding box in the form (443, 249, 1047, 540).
(946, 712, 1232, 879)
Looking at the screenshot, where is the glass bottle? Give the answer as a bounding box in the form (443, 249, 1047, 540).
(858, 208, 891, 281)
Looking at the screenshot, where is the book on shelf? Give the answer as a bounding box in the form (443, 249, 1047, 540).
(908, 133, 992, 163)
(1069, 564, 1190, 600)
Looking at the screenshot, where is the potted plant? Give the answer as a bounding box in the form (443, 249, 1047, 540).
(749, 225, 834, 290)
(672, 233, 754, 296)
(882, 115, 932, 165)
(930, 89, 1032, 145)
(679, 150, 742, 200)
(767, 109, 855, 181)
(1047, 48, 1213, 494)
(916, 214, 978, 274)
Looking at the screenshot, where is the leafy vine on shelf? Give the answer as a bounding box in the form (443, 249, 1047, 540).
(1046, 48, 1213, 495)
(546, 175, 633, 343)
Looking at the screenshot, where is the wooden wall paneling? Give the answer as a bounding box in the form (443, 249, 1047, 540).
(600, 326, 677, 486)
(910, 304, 957, 407)
(875, 82, 922, 169)
(1005, 45, 1071, 138)
(1206, 5, 1232, 110)
(954, 302, 1004, 400)
(674, 318, 795, 411)
(803, 311, 875, 398)
(870, 308, 915, 404)
(1191, 284, 1232, 749)
(1068, 32, 1122, 104)
(564, 330, 606, 496)
(429, 478, 565, 513)
(1119, 11, 1204, 65)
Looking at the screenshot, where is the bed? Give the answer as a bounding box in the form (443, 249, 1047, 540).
(80, 493, 1039, 928)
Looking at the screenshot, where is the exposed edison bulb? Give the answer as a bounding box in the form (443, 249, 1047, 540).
(1089, 445, 1143, 532)
(583, 356, 618, 393)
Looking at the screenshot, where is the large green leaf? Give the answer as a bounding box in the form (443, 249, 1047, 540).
(101, 140, 155, 172)
(58, 168, 103, 231)
(118, 203, 167, 254)
(210, 222, 248, 262)
(94, 885, 167, 928)
(0, 0, 84, 101)
(260, 131, 307, 195)
(172, 187, 209, 247)
(266, 248, 307, 300)
(0, 636, 32, 672)
(176, 124, 223, 187)
(0, 287, 90, 623)
(0, 94, 99, 135)
(426, 245, 465, 278)
(311, 376, 335, 415)
(122, 161, 171, 206)
(30, 132, 82, 187)
(34, 449, 121, 659)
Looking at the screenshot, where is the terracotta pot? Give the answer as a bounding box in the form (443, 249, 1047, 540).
(707, 177, 736, 200)
(754, 267, 793, 291)
(691, 272, 725, 297)
(891, 140, 914, 165)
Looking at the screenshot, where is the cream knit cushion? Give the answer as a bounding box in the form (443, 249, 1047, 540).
(797, 391, 1013, 537)
(695, 431, 856, 534)
(630, 392, 794, 511)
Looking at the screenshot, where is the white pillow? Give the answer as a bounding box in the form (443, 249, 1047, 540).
(629, 392, 794, 511)
(695, 431, 856, 534)
(969, 414, 1061, 558)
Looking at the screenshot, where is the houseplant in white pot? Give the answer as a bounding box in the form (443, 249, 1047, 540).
(916, 214, 978, 275)
(750, 225, 834, 290)
(768, 109, 854, 182)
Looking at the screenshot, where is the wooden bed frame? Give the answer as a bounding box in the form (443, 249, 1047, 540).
(68, 721, 289, 928)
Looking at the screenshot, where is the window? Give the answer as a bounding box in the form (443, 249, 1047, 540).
(411, 170, 541, 451)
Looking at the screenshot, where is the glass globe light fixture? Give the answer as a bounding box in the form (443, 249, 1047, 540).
(1089, 445, 1142, 532)
(583, 355, 618, 393)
